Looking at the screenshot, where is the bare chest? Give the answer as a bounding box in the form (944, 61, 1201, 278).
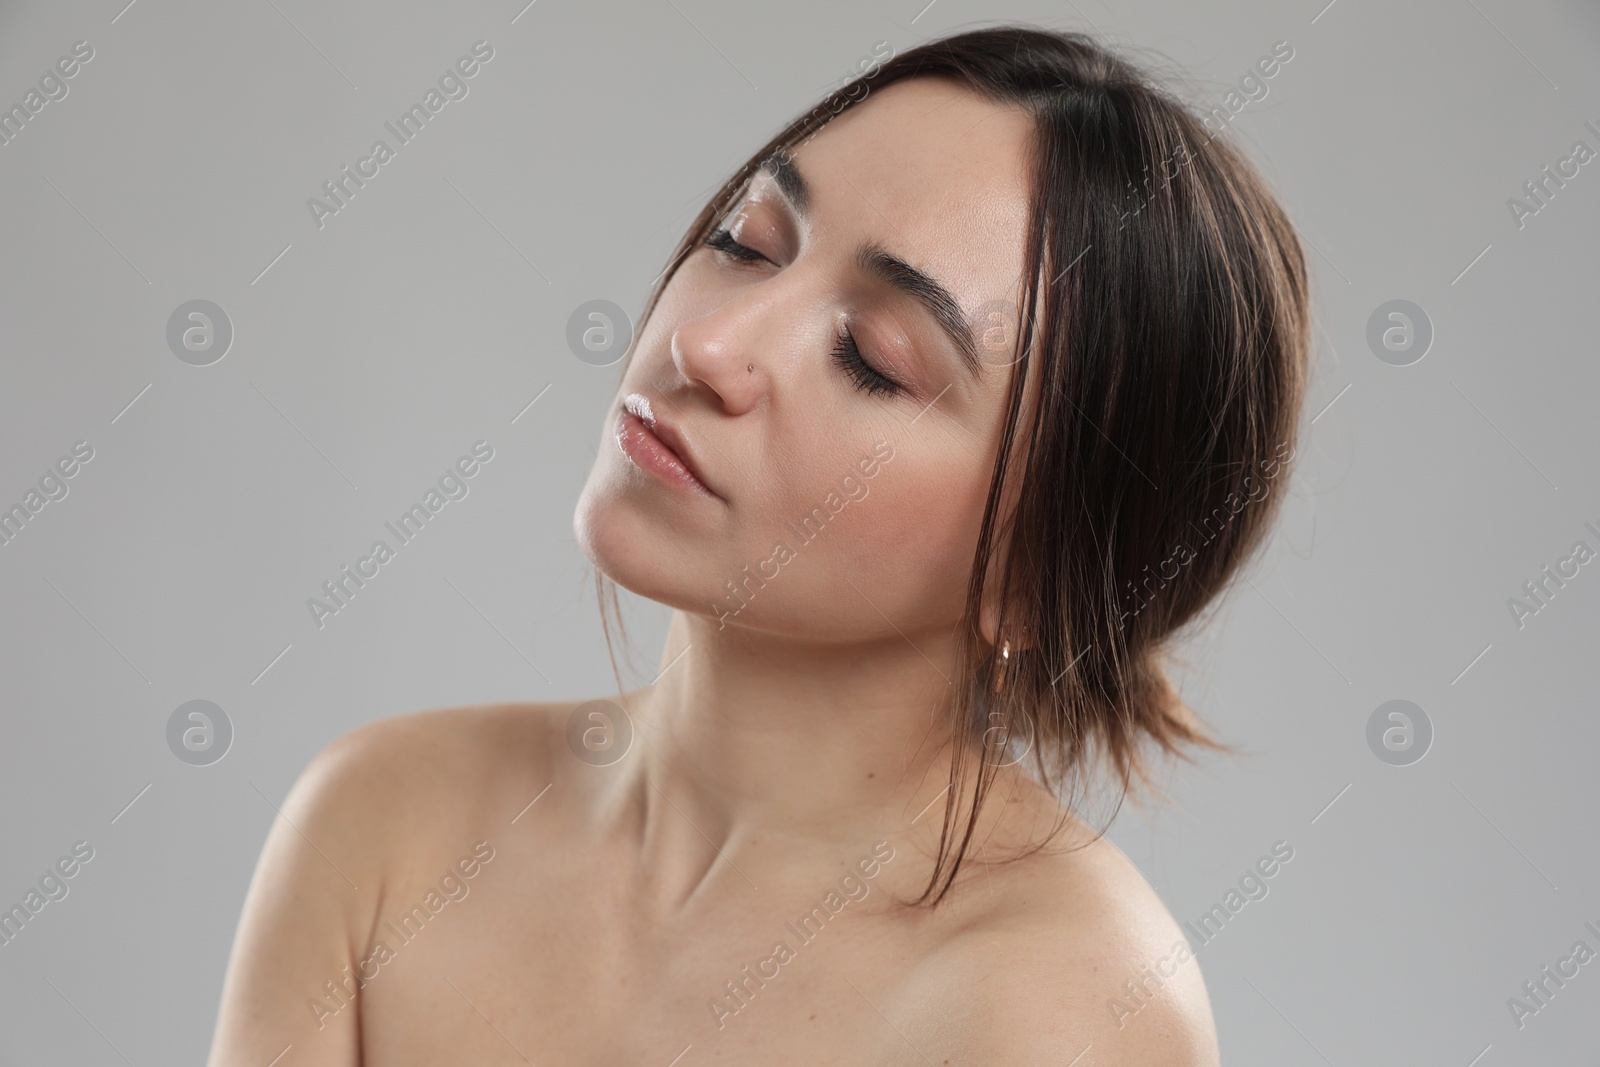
(343, 846, 945, 1065)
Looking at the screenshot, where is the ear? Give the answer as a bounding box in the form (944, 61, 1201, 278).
(976, 580, 1031, 654)
(973, 396, 1046, 656)
(977, 591, 1003, 649)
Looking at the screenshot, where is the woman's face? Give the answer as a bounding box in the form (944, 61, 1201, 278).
(574, 76, 1036, 643)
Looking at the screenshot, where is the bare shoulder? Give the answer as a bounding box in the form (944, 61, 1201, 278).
(300, 699, 581, 843)
(313, 699, 572, 784)
(245, 699, 582, 909)
(904, 831, 1220, 1066)
(208, 700, 588, 1065)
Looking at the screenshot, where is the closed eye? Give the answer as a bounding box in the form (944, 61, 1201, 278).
(704, 227, 768, 264)
(703, 226, 904, 399)
(831, 325, 902, 397)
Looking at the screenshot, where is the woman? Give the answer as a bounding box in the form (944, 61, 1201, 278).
(209, 25, 1307, 1065)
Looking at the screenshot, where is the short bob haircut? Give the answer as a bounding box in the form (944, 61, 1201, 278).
(596, 24, 1311, 906)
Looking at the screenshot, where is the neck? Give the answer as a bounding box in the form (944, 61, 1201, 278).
(606, 610, 990, 905)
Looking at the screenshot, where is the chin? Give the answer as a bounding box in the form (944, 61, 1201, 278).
(572, 474, 713, 614)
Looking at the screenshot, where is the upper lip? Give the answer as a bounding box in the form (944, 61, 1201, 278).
(622, 393, 722, 499)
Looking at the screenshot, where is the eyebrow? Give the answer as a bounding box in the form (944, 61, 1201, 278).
(757, 152, 982, 379)
(760, 152, 812, 218)
(855, 243, 982, 379)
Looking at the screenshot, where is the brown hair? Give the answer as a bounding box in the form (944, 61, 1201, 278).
(595, 24, 1311, 906)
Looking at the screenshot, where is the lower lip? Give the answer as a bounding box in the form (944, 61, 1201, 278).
(616, 411, 719, 499)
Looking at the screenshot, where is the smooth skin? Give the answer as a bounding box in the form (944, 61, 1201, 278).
(208, 77, 1221, 1066)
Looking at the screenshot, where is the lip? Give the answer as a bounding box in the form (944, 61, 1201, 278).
(615, 395, 722, 501)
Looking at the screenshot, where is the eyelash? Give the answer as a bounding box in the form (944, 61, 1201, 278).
(702, 226, 903, 398)
(704, 226, 765, 263)
(829, 324, 900, 397)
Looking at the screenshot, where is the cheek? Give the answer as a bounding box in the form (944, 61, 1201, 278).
(811, 455, 992, 619)
(850, 477, 979, 561)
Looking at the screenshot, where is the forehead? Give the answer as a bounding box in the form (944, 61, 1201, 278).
(782, 77, 1035, 314)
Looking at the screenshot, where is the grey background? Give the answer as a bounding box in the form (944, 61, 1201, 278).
(1, 0, 1597, 1062)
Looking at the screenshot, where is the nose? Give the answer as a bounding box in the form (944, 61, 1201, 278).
(669, 298, 766, 415)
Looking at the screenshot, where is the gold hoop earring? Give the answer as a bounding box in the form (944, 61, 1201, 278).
(991, 639, 1011, 695)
